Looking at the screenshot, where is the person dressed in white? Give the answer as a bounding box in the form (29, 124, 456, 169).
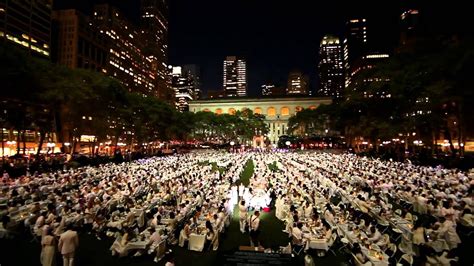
(58, 225, 79, 266)
(249, 211, 260, 247)
(239, 200, 248, 233)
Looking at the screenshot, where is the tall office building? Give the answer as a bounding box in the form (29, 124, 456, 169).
(223, 56, 247, 97)
(0, 0, 51, 57)
(262, 84, 286, 96)
(318, 35, 344, 98)
(52, 9, 107, 71)
(91, 4, 160, 97)
(140, 0, 169, 99)
(400, 9, 419, 46)
(287, 71, 308, 95)
(182, 64, 201, 100)
(350, 52, 390, 98)
(170, 66, 194, 112)
(343, 18, 368, 88)
(261, 84, 275, 96)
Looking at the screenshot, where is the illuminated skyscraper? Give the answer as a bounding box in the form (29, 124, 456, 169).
(52, 9, 107, 71)
(261, 84, 275, 96)
(182, 64, 201, 99)
(400, 9, 419, 46)
(223, 56, 247, 97)
(318, 35, 344, 98)
(0, 0, 51, 57)
(140, 0, 170, 100)
(170, 66, 194, 112)
(92, 4, 160, 97)
(343, 18, 368, 88)
(287, 71, 308, 95)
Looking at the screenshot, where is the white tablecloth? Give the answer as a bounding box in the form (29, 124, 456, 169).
(188, 233, 206, 252)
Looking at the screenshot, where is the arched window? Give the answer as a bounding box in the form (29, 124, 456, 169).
(281, 107, 290, 116)
(203, 108, 210, 112)
(228, 108, 236, 115)
(254, 107, 262, 114)
(215, 108, 223, 115)
(295, 106, 303, 112)
(309, 105, 317, 110)
(267, 107, 276, 116)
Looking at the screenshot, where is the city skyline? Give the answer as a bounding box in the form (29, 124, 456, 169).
(47, 1, 470, 97)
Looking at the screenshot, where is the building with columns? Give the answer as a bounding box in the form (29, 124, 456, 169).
(189, 96, 332, 145)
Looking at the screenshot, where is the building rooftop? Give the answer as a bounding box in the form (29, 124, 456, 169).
(191, 95, 332, 104)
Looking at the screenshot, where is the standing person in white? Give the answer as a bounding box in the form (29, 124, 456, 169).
(239, 200, 248, 233)
(58, 225, 79, 266)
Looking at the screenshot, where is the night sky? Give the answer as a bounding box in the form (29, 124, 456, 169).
(54, 0, 469, 96)
(168, 0, 401, 96)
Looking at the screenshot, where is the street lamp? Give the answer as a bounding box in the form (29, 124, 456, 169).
(285, 141, 291, 150)
(230, 141, 235, 153)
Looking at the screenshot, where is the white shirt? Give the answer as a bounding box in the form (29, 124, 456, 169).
(239, 204, 247, 219)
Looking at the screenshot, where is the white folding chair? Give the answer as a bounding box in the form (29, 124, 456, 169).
(397, 254, 413, 265)
(351, 253, 371, 266)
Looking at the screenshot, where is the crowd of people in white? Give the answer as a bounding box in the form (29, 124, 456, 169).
(273, 152, 473, 265)
(0, 150, 472, 266)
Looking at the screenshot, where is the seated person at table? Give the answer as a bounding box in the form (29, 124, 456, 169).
(309, 213, 322, 229)
(168, 212, 177, 231)
(291, 222, 305, 247)
(147, 227, 164, 254)
(304, 202, 313, 219)
(179, 220, 192, 247)
(323, 204, 336, 225)
(351, 243, 369, 264)
(412, 221, 426, 246)
(204, 221, 215, 251)
(150, 214, 162, 228)
(404, 210, 414, 223)
(367, 226, 382, 243)
(320, 221, 332, 241)
(355, 195, 370, 214)
(460, 208, 473, 227)
(111, 229, 131, 256)
(193, 206, 202, 224)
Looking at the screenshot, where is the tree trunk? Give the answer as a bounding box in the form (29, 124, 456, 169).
(457, 117, 464, 157)
(431, 130, 436, 156)
(445, 125, 456, 157)
(36, 130, 45, 159)
(71, 136, 76, 155)
(22, 130, 26, 154)
(1, 127, 4, 159)
(16, 130, 21, 155)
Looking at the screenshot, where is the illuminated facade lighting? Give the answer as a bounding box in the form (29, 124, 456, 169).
(223, 56, 247, 97)
(0, 0, 51, 57)
(319, 35, 344, 98)
(170, 65, 195, 112)
(287, 71, 308, 95)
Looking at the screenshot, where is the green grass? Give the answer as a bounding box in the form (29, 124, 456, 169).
(268, 161, 279, 172)
(210, 162, 226, 175)
(238, 159, 254, 186)
(198, 160, 226, 175)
